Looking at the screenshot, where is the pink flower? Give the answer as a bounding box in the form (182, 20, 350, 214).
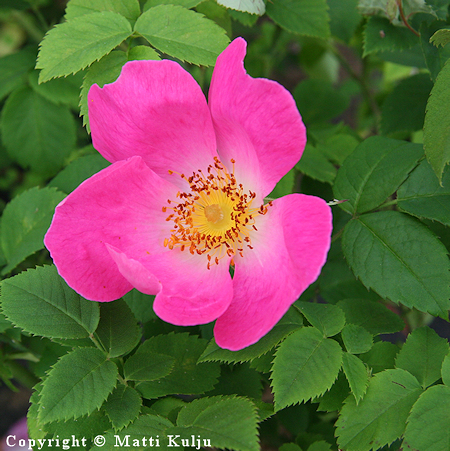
(44, 38, 332, 351)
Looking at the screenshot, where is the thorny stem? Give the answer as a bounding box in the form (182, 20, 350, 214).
(397, 0, 420, 37)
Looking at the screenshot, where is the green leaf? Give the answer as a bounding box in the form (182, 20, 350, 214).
(134, 5, 229, 66)
(395, 327, 449, 388)
(359, 342, 399, 374)
(0, 86, 76, 175)
(0, 47, 36, 101)
(96, 300, 140, 358)
(80, 50, 127, 131)
(127, 45, 160, 60)
(122, 290, 157, 323)
(336, 299, 405, 335)
(381, 73, 433, 135)
(294, 79, 349, 125)
(271, 327, 343, 410)
(266, 0, 330, 39)
(296, 301, 345, 337)
(317, 371, 350, 412)
(103, 385, 142, 430)
(199, 307, 303, 363)
(144, 0, 203, 9)
(430, 28, 450, 47)
(316, 133, 359, 166)
(398, 159, 450, 226)
(307, 442, 332, 451)
(39, 347, 118, 422)
(134, 333, 220, 399)
(333, 136, 424, 215)
(65, 0, 141, 22)
(102, 414, 173, 450)
(342, 352, 369, 404)
(124, 352, 175, 381)
(168, 396, 259, 451)
(1, 265, 100, 339)
(328, 0, 360, 43)
(216, 0, 265, 14)
(296, 144, 337, 184)
(420, 21, 450, 82)
(424, 57, 450, 181)
(404, 384, 450, 451)
(268, 168, 296, 198)
(341, 324, 373, 354)
(363, 16, 419, 56)
(36, 11, 133, 82)
(342, 211, 450, 317)
(442, 353, 450, 386)
(336, 369, 423, 451)
(0, 187, 65, 274)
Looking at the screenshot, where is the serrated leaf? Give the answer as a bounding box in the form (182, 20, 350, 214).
(317, 371, 350, 412)
(296, 144, 337, 184)
(168, 396, 259, 451)
(342, 352, 369, 404)
(96, 299, 140, 358)
(430, 28, 450, 47)
(442, 353, 450, 386)
(336, 368, 423, 451)
(134, 333, 220, 399)
(424, 57, 450, 181)
(39, 347, 118, 422)
(271, 327, 343, 410)
(342, 211, 450, 317)
(381, 73, 433, 135)
(404, 384, 450, 451)
(296, 301, 345, 337)
(80, 50, 127, 131)
(359, 342, 399, 374)
(199, 307, 303, 363)
(398, 159, 450, 226)
(124, 352, 175, 381)
(217, 0, 265, 15)
(64, 0, 141, 22)
(134, 5, 229, 66)
(127, 45, 160, 60)
(337, 299, 404, 335)
(266, 0, 330, 39)
(144, 0, 203, 9)
(122, 290, 157, 323)
(420, 21, 450, 82)
(103, 385, 142, 430)
(0, 47, 36, 101)
(36, 11, 133, 82)
(0, 86, 76, 176)
(0, 187, 65, 274)
(341, 324, 373, 354)
(333, 136, 424, 215)
(363, 16, 419, 57)
(1, 265, 100, 339)
(395, 327, 449, 388)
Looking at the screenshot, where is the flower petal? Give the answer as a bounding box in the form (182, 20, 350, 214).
(88, 60, 217, 186)
(44, 156, 177, 301)
(209, 38, 307, 197)
(214, 194, 332, 350)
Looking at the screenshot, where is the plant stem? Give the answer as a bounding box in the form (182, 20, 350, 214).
(397, 0, 420, 37)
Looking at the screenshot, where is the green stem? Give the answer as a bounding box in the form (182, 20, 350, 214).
(378, 198, 399, 209)
(90, 332, 107, 354)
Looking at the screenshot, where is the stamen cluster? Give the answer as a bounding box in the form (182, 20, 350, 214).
(163, 157, 272, 269)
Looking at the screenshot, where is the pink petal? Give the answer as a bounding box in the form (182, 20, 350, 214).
(44, 156, 177, 301)
(88, 60, 218, 187)
(109, 248, 233, 326)
(209, 38, 307, 197)
(214, 194, 332, 350)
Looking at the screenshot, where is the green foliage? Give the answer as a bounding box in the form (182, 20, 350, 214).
(398, 159, 450, 226)
(216, 0, 265, 15)
(0, 187, 65, 274)
(333, 137, 424, 215)
(442, 353, 450, 386)
(328, 0, 360, 43)
(296, 301, 345, 337)
(296, 144, 337, 184)
(124, 351, 175, 381)
(266, 0, 330, 39)
(134, 5, 230, 66)
(36, 11, 133, 82)
(341, 324, 373, 354)
(64, 0, 141, 22)
(424, 58, 450, 181)
(360, 342, 399, 374)
(342, 211, 450, 317)
(404, 384, 450, 451)
(336, 369, 423, 451)
(1, 86, 76, 175)
(38, 347, 118, 422)
(395, 326, 449, 388)
(167, 396, 259, 451)
(420, 21, 450, 82)
(103, 385, 142, 430)
(342, 352, 369, 403)
(133, 333, 220, 398)
(271, 327, 343, 410)
(1, 265, 100, 339)
(430, 28, 450, 47)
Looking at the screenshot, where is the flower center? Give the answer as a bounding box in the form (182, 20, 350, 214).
(163, 157, 272, 269)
